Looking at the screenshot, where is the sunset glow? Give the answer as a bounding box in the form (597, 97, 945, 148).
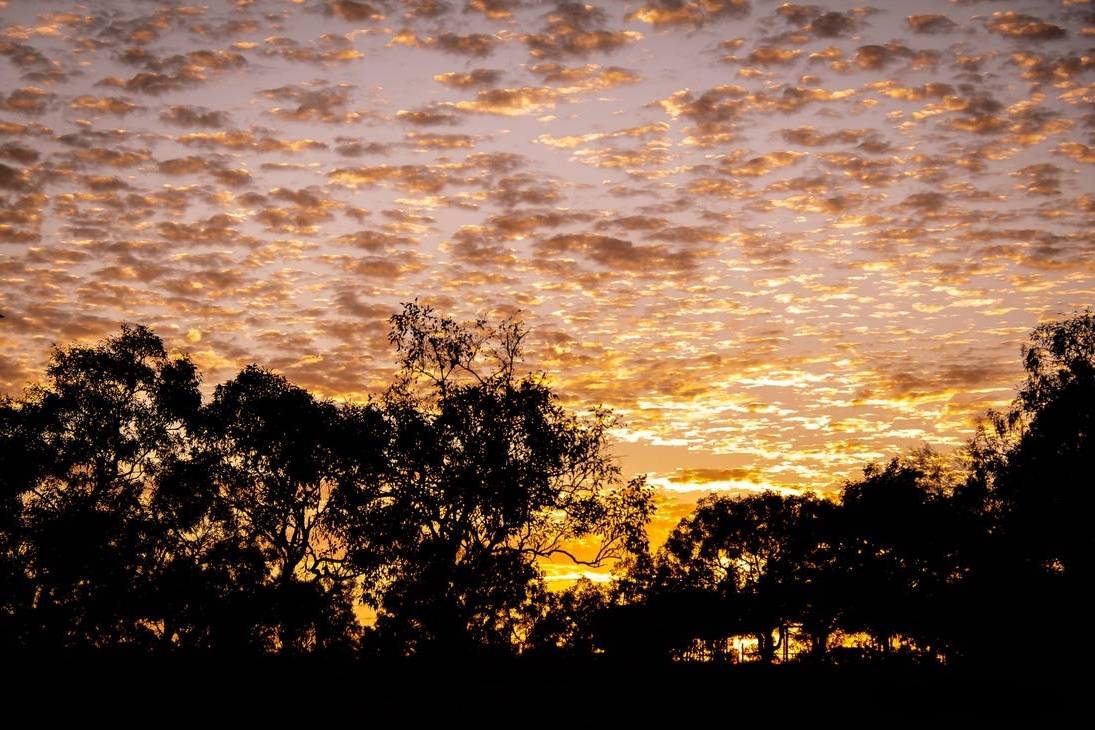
(1, 0, 1092, 540)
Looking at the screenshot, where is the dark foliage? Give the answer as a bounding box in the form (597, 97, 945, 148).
(1, 307, 1091, 685)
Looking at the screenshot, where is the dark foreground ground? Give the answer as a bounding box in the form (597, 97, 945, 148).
(3, 652, 1080, 725)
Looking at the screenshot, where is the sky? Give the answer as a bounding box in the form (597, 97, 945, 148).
(1, 0, 1093, 554)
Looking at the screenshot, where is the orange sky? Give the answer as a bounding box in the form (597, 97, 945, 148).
(1, 1, 1093, 575)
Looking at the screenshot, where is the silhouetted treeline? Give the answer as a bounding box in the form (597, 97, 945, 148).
(1, 304, 1091, 681)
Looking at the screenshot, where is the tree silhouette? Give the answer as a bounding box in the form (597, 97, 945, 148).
(331, 301, 654, 657)
(833, 453, 968, 664)
(178, 364, 374, 655)
(997, 310, 1094, 581)
(622, 490, 837, 663)
(522, 576, 613, 659)
(1, 307, 1090, 688)
(961, 309, 1095, 669)
(0, 324, 201, 650)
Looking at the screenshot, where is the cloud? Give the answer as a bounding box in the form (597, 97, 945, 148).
(985, 12, 1067, 41)
(406, 131, 479, 149)
(907, 13, 957, 35)
(1009, 50, 1095, 85)
(0, 162, 32, 190)
(530, 64, 643, 93)
(96, 49, 248, 94)
(434, 69, 504, 88)
(809, 11, 861, 38)
(522, 27, 641, 61)
(454, 85, 563, 115)
(0, 87, 54, 113)
(325, 1, 384, 22)
(260, 82, 359, 124)
(745, 46, 804, 67)
(0, 0, 1091, 506)
(487, 210, 594, 238)
(159, 105, 229, 128)
(855, 45, 893, 71)
(627, 0, 750, 29)
(429, 31, 499, 57)
(395, 106, 461, 126)
(466, 0, 519, 21)
(1056, 142, 1095, 164)
(259, 34, 365, 66)
(534, 233, 703, 274)
(163, 123, 245, 146)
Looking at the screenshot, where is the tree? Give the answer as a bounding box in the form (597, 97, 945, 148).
(643, 490, 834, 664)
(834, 452, 967, 664)
(961, 310, 1095, 669)
(184, 364, 381, 655)
(0, 393, 47, 647)
(995, 309, 1095, 580)
(0, 324, 201, 650)
(522, 576, 613, 658)
(773, 494, 844, 662)
(334, 301, 653, 657)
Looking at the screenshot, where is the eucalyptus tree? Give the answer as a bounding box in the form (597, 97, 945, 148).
(991, 309, 1095, 581)
(0, 324, 202, 650)
(961, 309, 1095, 669)
(186, 364, 384, 655)
(0, 395, 31, 647)
(647, 490, 835, 663)
(834, 453, 968, 663)
(522, 576, 615, 659)
(331, 301, 654, 657)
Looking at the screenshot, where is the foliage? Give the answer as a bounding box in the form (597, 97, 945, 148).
(1, 308, 1091, 671)
(625, 490, 838, 663)
(0, 305, 653, 658)
(336, 301, 654, 656)
(958, 309, 1095, 669)
(521, 577, 613, 658)
(834, 455, 968, 660)
(997, 310, 1095, 578)
(180, 364, 374, 654)
(0, 324, 201, 649)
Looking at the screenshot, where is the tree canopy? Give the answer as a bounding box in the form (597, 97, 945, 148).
(0, 304, 653, 659)
(1, 307, 1090, 676)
